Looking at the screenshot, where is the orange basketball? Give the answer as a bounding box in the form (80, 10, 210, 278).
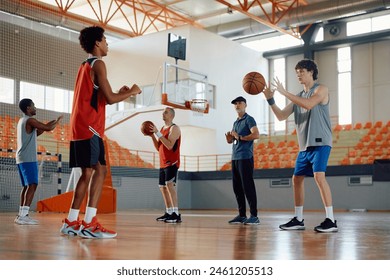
(141, 120, 154, 136)
(242, 72, 266, 95)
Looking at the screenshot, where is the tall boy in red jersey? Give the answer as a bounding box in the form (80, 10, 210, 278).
(60, 26, 141, 238)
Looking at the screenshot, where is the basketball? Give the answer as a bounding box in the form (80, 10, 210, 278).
(242, 72, 266, 95)
(141, 120, 154, 136)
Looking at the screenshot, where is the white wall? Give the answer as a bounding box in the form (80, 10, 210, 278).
(104, 25, 267, 156)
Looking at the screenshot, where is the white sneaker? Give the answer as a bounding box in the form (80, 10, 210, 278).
(15, 215, 39, 225)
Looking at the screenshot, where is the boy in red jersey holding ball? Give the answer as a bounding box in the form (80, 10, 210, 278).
(60, 26, 141, 238)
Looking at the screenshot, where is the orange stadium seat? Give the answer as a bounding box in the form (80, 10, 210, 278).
(267, 142, 275, 149)
(282, 153, 292, 160)
(344, 124, 352, 131)
(361, 150, 370, 157)
(353, 157, 363, 165)
(257, 142, 265, 149)
(354, 122, 362, 130)
(278, 147, 288, 155)
(287, 140, 296, 148)
(364, 122, 372, 129)
(366, 156, 375, 164)
(374, 134, 383, 142)
(277, 141, 286, 148)
(361, 135, 371, 143)
(374, 121, 383, 128)
(333, 124, 342, 132)
(367, 141, 377, 149)
(374, 149, 384, 158)
(356, 142, 364, 149)
(380, 126, 389, 135)
(367, 127, 376, 135)
(348, 150, 357, 158)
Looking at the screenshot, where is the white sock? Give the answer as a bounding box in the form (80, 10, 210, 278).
(173, 207, 179, 214)
(84, 207, 97, 223)
(325, 206, 334, 222)
(20, 206, 30, 217)
(18, 206, 23, 216)
(295, 206, 303, 221)
(167, 207, 173, 215)
(67, 208, 80, 222)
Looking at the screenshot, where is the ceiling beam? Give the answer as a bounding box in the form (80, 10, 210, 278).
(20, 0, 203, 37)
(215, 0, 309, 38)
(22, 0, 137, 37)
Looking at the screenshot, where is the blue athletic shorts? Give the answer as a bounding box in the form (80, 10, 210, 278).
(294, 146, 331, 176)
(69, 134, 106, 168)
(17, 162, 39, 187)
(159, 164, 178, 186)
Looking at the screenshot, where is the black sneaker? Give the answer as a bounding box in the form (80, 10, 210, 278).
(243, 215, 260, 225)
(279, 217, 305, 230)
(156, 212, 170, 221)
(228, 215, 247, 224)
(164, 213, 182, 223)
(314, 218, 338, 233)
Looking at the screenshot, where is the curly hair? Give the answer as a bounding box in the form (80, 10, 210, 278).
(295, 59, 318, 80)
(79, 26, 105, 53)
(19, 98, 33, 114)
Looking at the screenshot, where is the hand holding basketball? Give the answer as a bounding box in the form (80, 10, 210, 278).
(141, 120, 155, 136)
(225, 131, 234, 143)
(242, 72, 266, 95)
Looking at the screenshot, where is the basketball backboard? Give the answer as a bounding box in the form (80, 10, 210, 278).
(161, 62, 213, 114)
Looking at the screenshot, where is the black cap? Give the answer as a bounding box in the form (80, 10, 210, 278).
(231, 96, 246, 104)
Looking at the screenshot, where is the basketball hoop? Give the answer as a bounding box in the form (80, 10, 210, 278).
(189, 99, 209, 116)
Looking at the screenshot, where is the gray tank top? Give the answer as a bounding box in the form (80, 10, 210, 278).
(16, 115, 38, 163)
(293, 83, 332, 151)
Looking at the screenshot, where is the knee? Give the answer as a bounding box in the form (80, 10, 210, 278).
(313, 172, 326, 184)
(94, 164, 107, 176)
(81, 168, 93, 179)
(292, 175, 304, 188)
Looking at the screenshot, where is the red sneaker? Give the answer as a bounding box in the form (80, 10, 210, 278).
(78, 217, 117, 239)
(60, 218, 82, 236)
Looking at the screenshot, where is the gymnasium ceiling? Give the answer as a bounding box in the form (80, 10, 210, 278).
(1, 0, 389, 40)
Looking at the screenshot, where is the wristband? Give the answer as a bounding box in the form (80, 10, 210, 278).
(154, 131, 163, 138)
(267, 97, 275, 106)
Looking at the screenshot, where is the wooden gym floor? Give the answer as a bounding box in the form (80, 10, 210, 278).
(0, 210, 389, 260)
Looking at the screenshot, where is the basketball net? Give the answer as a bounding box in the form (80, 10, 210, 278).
(189, 99, 208, 117)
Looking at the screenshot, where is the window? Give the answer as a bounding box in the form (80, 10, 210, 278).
(347, 14, 390, 36)
(0, 76, 15, 104)
(20, 81, 45, 109)
(273, 58, 286, 132)
(337, 47, 352, 125)
(45, 86, 73, 113)
(20, 81, 73, 113)
(372, 14, 390, 32)
(242, 34, 303, 53)
(314, 27, 324, 42)
(347, 19, 371, 36)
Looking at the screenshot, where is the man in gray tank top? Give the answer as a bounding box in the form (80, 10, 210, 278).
(15, 99, 62, 225)
(263, 59, 338, 233)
